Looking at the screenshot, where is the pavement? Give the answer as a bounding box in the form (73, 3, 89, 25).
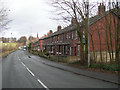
(0, 57, 2, 90)
(26, 51, 119, 85)
(2, 50, 119, 88)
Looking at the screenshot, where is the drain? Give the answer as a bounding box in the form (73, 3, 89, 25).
(28, 56, 31, 58)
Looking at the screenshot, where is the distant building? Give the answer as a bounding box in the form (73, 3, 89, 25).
(0, 37, 16, 43)
(31, 3, 120, 62)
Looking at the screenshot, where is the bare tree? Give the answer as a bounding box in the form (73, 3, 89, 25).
(111, 1, 120, 62)
(50, 0, 97, 64)
(0, 0, 11, 32)
(17, 36, 27, 46)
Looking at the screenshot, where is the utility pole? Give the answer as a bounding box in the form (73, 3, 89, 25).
(87, 0, 90, 67)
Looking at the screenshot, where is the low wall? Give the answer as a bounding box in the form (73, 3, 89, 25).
(68, 56, 80, 63)
(90, 51, 116, 63)
(31, 50, 81, 63)
(49, 55, 67, 63)
(49, 55, 80, 63)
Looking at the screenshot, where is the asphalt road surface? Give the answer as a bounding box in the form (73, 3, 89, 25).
(2, 50, 119, 89)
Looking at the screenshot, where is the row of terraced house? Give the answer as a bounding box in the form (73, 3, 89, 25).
(31, 3, 120, 62)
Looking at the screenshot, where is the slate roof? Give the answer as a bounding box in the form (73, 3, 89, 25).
(40, 8, 120, 40)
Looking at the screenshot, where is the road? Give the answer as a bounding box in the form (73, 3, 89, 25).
(2, 50, 118, 89)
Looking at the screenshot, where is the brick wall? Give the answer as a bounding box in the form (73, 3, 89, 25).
(90, 13, 119, 52)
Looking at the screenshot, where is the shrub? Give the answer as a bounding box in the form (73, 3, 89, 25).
(44, 52, 49, 56)
(90, 64, 102, 69)
(90, 63, 119, 71)
(102, 64, 119, 71)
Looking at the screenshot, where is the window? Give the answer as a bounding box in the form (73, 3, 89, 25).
(62, 34, 64, 41)
(84, 45, 85, 51)
(72, 32, 73, 39)
(67, 33, 68, 39)
(70, 47, 73, 55)
(83, 31, 85, 43)
(70, 47, 71, 55)
(52, 37, 53, 42)
(65, 46, 69, 55)
(75, 30, 78, 40)
(78, 45, 80, 56)
(57, 36, 58, 41)
(60, 34, 62, 41)
(69, 32, 70, 39)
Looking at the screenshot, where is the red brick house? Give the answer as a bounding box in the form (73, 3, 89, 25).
(89, 7, 120, 52)
(32, 3, 120, 62)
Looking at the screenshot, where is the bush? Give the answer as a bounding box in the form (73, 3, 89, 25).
(90, 63, 119, 71)
(90, 64, 102, 69)
(42, 50, 49, 56)
(102, 64, 119, 71)
(44, 52, 49, 56)
(38, 51, 44, 56)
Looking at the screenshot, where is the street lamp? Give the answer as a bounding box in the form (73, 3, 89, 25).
(87, 0, 90, 67)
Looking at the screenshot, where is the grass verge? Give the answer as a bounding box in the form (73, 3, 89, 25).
(1, 49, 18, 58)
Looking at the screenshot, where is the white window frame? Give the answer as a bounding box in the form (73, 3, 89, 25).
(72, 32, 73, 39)
(77, 45, 80, 56)
(75, 30, 78, 40)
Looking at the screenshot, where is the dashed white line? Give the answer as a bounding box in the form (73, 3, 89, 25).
(21, 62, 35, 77)
(37, 79, 49, 90)
(26, 67, 35, 77)
(21, 61, 49, 90)
(18, 57, 21, 61)
(21, 62, 26, 67)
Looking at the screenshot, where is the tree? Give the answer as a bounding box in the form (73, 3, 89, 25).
(111, 1, 120, 62)
(49, 30, 53, 34)
(0, 0, 11, 32)
(1, 37, 6, 43)
(17, 36, 27, 45)
(50, 0, 96, 64)
(28, 36, 36, 43)
(90, 1, 120, 64)
(50, 0, 120, 65)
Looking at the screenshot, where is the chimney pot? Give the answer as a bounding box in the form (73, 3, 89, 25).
(57, 25, 61, 31)
(98, 2, 105, 15)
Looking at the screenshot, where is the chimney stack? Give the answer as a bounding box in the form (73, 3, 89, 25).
(98, 3, 105, 15)
(49, 30, 53, 34)
(71, 17, 76, 25)
(57, 25, 61, 31)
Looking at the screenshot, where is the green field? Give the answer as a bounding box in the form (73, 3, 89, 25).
(0, 43, 17, 48)
(0, 43, 18, 57)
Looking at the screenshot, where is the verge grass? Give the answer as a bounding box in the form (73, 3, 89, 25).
(0, 43, 18, 58)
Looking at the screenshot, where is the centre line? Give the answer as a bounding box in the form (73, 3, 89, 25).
(37, 79, 49, 90)
(21, 61, 49, 89)
(21, 62, 26, 67)
(26, 67, 35, 77)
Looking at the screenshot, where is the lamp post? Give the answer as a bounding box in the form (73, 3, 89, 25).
(87, 0, 90, 67)
(10, 33, 12, 44)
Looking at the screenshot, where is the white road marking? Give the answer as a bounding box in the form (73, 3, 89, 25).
(21, 62, 26, 67)
(26, 67, 35, 77)
(37, 79, 49, 90)
(18, 57, 21, 61)
(21, 62, 35, 76)
(21, 61, 49, 89)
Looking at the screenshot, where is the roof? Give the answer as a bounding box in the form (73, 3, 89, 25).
(41, 8, 120, 40)
(89, 8, 120, 25)
(45, 42, 70, 46)
(112, 8, 120, 18)
(41, 25, 76, 40)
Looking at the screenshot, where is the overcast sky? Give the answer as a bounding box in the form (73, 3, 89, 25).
(1, 0, 120, 40)
(1, 0, 61, 40)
